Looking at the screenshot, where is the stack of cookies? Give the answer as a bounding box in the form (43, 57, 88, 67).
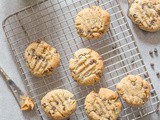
(24, 5, 151, 120)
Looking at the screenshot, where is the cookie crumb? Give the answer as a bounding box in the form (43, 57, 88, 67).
(21, 96, 34, 111)
(156, 72, 160, 78)
(112, 44, 117, 49)
(151, 91, 155, 96)
(149, 51, 153, 56)
(150, 63, 154, 68)
(154, 48, 158, 56)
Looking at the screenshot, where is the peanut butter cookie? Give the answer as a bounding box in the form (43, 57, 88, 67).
(25, 40, 60, 77)
(41, 89, 77, 120)
(129, 0, 160, 32)
(69, 48, 104, 86)
(75, 6, 110, 39)
(116, 75, 150, 107)
(84, 88, 122, 120)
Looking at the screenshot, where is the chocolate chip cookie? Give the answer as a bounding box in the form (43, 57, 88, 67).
(69, 48, 104, 86)
(84, 88, 122, 120)
(75, 6, 110, 39)
(116, 75, 150, 107)
(41, 89, 77, 119)
(25, 40, 60, 77)
(129, 0, 160, 32)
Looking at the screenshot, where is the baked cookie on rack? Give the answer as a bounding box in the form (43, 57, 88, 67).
(41, 89, 77, 120)
(116, 75, 150, 107)
(129, 0, 160, 32)
(84, 88, 122, 120)
(69, 48, 104, 86)
(25, 40, 60, 77)
(75, 6, 110, 39)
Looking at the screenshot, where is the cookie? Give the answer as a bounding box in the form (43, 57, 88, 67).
(116, 75, 150, 107)
(84, 88, 122, 120)
(75, 6, 110, 39)
(129, 0, 160, 32)
(69, 48, 104, 86)
(25, 40, 60, 77)
(41, 89, 77, 120)
(21, 96, 34, 111)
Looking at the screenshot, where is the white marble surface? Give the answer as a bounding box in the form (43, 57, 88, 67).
(0, 1, 40, 120)
(0, 0, 160, 120)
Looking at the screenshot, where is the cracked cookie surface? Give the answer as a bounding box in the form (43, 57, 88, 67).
(129, 0, 160, 32)
(25, 40, 60, 77)
(116, 75, 150, 107)
(69, 48, 104, 86)
(75, 6, 110, 39)
(84, 88, 122, 120)
(41, 89, 77, 120)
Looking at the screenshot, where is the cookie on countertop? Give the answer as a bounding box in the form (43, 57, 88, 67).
(116, 75, 150, 107)
(84, 88, 122, 120)
(41, 89, 77, 120)
(25, 40, 60, 77)
(129, 0, 160, 32)
(69, 48, 104, 86)
(75, 6, 110, 39)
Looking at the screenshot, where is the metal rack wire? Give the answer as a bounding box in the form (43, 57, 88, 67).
(2, 0, 160, 119)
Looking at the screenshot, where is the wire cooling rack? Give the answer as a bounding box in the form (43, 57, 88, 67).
(2, 0, 160, 120)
